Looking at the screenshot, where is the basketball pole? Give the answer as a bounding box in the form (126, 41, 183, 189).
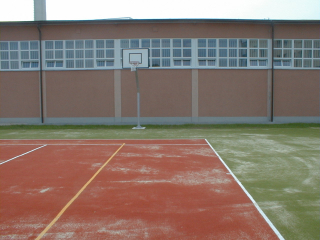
(133, 68, 145, 129)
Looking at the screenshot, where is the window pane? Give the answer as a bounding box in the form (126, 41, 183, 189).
(0, 42, 9, 50)
(66, 41, 74, 49)
(239, 39, 247, 48)
(174, 60, 181, 66)
(151, 39, 160, 48)
(183, 39, 191, 47)
(121, 39, 129, 48)
(260, 49, 268, 57)
(152, 49, 160, 57)
(199, 60, 206, 66)
(294, 50, 302, 58)
(239, 59, 247, 67)
(229, 59, 237, 67)
(96, 40, 105, 48)
(66, 60, 74, 68)
(283, 60, 291, 66)
(219, 49, 227, 57)
(30, 51, 39, 59)
(97, 61, 105, 67)
(304, 50, 312, 58)
(250, 60, 258, 66)
(250, 49, 258, 57)
(85, 50, 94, 58)
(45, 41, 53, 49)
(75, 40, 84, 49)
(229, 49, 237, 57)
(183, 60, 191, 66)
(21, 51, 30, 59)
(173, 49, 181, 57)
(173, 39, 181, 47)
(96, 50, 104, 58)
(229, 39, 237, 48)
(10, 42, 18, 50)
(75, 50, 84, 58)
(219, 59, 227, 67)
(239, 49, 247, 57)
(208, 39, 216, 47)
(1, 61, 9, 69)
(106, 60, 114, 66)
(85, 40, 94, 49)
(274, 60, 281, 66)
(198, 49, 206, 57)
(55, 41, 63, 49)
(10, 51, 18, 59)
(313, 59, 320, 67)
(106, 40, 114, 48)
(304, 40, 312, 48)
(75, 60, 84, 68)
(314, 50, 320, 58)
(106, 50, 114, 58)
(249, 39, 258, 48)
(22, 62, 30, 68)
(303, 59, 312, 67)
(141, 39, 150, 48)
(152, 59, 160, 67)
(283, 50, 291, 58)
(274, 49, 282, 58)
(208, 49, 216, 57)
(314, 40, 320, 48)
(130, 39, 139, 48)
(294, 40, 302, 48)
(47, 61, 54, 67)
(208, 60, 215, 66)
(283, 40, 292, 48)
(30, 41, 39, 50)
(85, 59, 94, 68)
(1, 52, 9, 60)
(10, 61, 19, 69)
(162, 58, 170, 67)
(219, 39, 227, 47)
(274, 40, 282, 48)
(259, 60, 267, 66)
(198, 39, 206, 48)
(183, 49, 191, 57)
(45, 51, 53, 59)
(162, 49, 170, 57)
(55, 61, 63, 67)
(55, 50, 63, 59)
(66, 50, 74, 58)
(162, 39, 170, 48)
(294, 59, 302, 67)
(259, 40, 268, 48)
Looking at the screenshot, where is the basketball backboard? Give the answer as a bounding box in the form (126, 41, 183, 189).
(122, 48, 149, 69)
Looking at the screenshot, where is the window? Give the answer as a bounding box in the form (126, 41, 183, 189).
(172, 39, 191, 67)
(0, 41, 39, 70)
(274, 39, 319, 68)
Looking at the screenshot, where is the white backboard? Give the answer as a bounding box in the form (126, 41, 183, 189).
(122, 48, 149, 69)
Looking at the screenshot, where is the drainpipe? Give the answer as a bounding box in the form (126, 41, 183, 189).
(37, 24, 44, 124)
(271, 21, 275, 122)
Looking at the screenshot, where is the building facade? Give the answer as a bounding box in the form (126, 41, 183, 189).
(0, 19, 319, 124)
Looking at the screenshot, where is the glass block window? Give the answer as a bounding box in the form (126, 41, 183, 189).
(0, 41, 39, 70)
(274, 39, 320, 68)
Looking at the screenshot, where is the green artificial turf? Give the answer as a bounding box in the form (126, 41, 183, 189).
(0, 123, 319, 239)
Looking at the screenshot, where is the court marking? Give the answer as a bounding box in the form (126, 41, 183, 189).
(0, 145, 47, 165)
(35, 143, 125, 240)
(205, 139, 285, 240)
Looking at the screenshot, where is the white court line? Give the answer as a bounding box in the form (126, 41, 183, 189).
(0, 143, 207, 146)
(204, 139, 285, 240)
(0, 145, 47, 165)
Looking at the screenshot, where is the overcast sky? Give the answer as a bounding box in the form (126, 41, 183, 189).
(0, 0, 319, 21)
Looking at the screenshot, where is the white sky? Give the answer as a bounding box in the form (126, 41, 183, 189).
(0, 0, 319, 21)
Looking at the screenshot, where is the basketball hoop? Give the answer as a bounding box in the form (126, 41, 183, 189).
(130, 61, 140, 71)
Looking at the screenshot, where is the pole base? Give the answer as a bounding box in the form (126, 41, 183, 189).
(132, 126, 146, 130)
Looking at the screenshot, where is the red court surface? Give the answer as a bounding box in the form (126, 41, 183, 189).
(0, 139, 283, 240)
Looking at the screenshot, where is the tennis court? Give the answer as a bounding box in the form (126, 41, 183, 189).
(0, 139, 283, 239)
